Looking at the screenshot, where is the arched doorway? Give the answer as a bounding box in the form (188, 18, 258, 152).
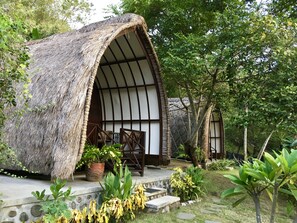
(86, 84, 102, 146)
(209, 110, 224, 159)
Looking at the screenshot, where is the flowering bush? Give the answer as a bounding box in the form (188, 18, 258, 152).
(72, 184, 146, 222)
(170, 166, 204, 202)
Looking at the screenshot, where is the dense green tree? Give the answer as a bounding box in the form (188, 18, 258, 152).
(268, 0, 297, 18)
(0, 9, 30, 170)
(229, 12, 297, 158)
(114, 0, 238, 165)
(114, 0, 297, 165)
(0, 10, 29, 134)
(1, 0, 92, 38)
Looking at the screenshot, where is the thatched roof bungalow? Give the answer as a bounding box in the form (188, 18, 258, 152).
(169, 98, 224, 159)
(3, 14, 170, 179)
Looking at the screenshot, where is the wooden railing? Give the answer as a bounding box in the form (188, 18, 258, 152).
(86, 124, 146, 176)
(120, 128, 145, 176)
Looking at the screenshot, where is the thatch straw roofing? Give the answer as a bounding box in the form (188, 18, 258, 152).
(3, 14, 168, 179)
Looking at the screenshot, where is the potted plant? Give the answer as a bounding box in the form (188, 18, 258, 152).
(77, 143, 122, 181)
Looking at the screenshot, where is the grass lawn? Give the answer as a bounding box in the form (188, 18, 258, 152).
(132, 168, 295, 223)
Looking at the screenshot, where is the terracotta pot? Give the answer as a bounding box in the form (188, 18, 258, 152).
(86, 162, 105, 182)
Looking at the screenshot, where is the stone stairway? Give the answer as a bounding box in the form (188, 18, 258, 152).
(144, 187, 180, 213)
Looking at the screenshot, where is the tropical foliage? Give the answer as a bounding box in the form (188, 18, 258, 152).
(76, 144, 122, 168)
(222, 149, 297, 223)
(170, 166, 204, 202)
(0, 10, 29, 133)
(72, 184, 146, 222)
(99, 166, 147, 222)
(207, 159, 235, 171)
(31, 171, 146, 223)
(100, 165, 134, 202)
(32, 179, 74, 223)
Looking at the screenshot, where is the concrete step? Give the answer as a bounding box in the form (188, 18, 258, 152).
(145, 187, 167, 201)
(145, 195, 180, 213)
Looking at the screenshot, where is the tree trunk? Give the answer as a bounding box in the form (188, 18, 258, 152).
(253, 196, 262, 223)
(257, 130, 274, 160)
(257, 120, 283, 160)
(201, 105, 213, 162)
(184, 141, 199, 167)
(243, 106, 248, 160)
(270, 183, 279, 223)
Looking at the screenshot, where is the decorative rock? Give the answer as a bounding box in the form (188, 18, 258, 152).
(211, 197, 221, 204)
(200, 209, 217, 214)
(19, 212, 29, 222)
(205, 220, 221, 223)
(146, 195, 180, 210)
(80, 204, 87, 210)
(76, 197, 82, 203)
(206, 207, 221, 213)
(31, 205, 42, 217)
(147, 165, 162, 169)
(161, 206, 170, 213)
(87, 195, 92, 200)
(211, 204, 227, 209)
(71, 201, 76, 209)
(176, 212, 196, 220)
(8, 210, 17, 217)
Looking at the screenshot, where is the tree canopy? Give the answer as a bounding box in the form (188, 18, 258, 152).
(115, 0, 297, 163)
(0, 10, 29, 134)
(0, 0, 92, 39)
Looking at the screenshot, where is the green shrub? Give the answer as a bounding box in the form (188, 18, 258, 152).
(99, 166, 147, 222)
(100, 165, 133, 202)
(170, 166, 204, 202)
(174, 144, 190, 159)
(0, 142, 31, 177)
(32, 179, 74, 223)
(282, 137, 297, 149)
(185, 165, 204, 187)
(72, 184, 146, 223)
(207, 159, 235, 171)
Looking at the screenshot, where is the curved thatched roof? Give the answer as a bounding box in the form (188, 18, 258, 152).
(3, 14, 169, 179)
